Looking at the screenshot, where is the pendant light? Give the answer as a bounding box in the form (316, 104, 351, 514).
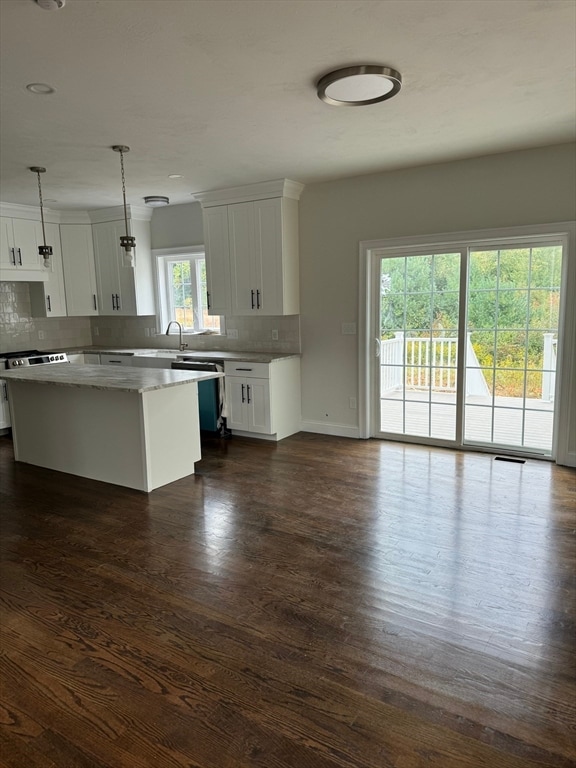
(112, 145, 136, 267)
(29, 167, 52, 267)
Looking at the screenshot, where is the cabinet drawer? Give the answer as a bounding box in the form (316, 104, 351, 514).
(100, 354, 132, 366)
(224, 361, 270, 379)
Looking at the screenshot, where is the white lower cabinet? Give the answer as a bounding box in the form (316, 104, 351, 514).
(29, 223, 68, 317)
(0, 380, 10, 430)
(227, 375, 271, 434)
(224, 357, 300, 441)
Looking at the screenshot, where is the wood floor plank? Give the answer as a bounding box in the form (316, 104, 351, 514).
(1, 433, 575, 767)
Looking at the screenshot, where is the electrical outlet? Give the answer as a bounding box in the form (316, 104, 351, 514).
(93, 326, 99, 336)
(227, 329, 238, 339)
(349, 397, 357, 409)
(144, 328, 150, 337)
(38, 330, 45, 340)
(271, 329, 279, 340)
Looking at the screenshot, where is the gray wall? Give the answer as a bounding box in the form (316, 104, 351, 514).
(298, 143, 576, 463)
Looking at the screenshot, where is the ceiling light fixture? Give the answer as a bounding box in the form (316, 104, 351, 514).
(29, 167, 52, 268)
(168, 174, 183, 180)
(316, 65, 402, 106)
(112, 145, 136, 267)
(26, 83, 56, 95)
(144, 195, 170, 207)
(34, 0, 66, 10)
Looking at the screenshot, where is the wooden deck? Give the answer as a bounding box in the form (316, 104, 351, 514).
(380, 390, 554, 451)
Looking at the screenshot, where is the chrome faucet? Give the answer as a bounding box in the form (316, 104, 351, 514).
(165, 320, 188, 351)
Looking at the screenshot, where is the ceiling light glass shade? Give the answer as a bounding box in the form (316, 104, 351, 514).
(26, 83, 56, 95)
(144, 195, 170, 207)
(317, 66, 402, 106)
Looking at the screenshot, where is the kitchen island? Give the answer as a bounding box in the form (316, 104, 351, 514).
(2, 364, 223, 492)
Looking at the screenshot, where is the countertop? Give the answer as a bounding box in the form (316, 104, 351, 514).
(1, 364, 223, 394)
(58, 347, 300, 363)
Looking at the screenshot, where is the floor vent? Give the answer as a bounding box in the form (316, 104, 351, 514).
(494, 456, 526, 464)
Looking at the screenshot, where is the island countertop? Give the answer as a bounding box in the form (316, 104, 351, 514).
(1, 364, 223, 394)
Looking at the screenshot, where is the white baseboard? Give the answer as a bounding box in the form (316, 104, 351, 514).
(300, 420, 361, 439)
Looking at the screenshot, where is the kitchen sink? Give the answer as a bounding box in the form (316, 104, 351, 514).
(133, 350, 186, 358)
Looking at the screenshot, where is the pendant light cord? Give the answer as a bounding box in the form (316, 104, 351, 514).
(118, 148, 130, 239)
(36, 170, 48, 246)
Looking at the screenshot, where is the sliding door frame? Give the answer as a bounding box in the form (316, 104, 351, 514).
(359, 222, 576, 465)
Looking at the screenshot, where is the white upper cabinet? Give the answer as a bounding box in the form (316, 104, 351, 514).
(91, 211, 154, 316)
(29, 223, 67, 317)
(60, 224, 99, 316)
(0, 215, 47, 280)
(196, 179, 303, 317)
(203, 206, 232, 316)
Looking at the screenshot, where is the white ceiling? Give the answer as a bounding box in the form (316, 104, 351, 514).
(1, 0, 575, 211)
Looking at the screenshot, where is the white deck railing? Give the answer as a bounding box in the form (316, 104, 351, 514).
(381, 332, 557, 400)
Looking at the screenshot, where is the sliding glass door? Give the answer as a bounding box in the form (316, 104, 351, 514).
(373, 239, 563, 457)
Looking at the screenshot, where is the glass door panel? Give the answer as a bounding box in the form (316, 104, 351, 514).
(464, 245, 562, 454)
(379, 253, 461, 442)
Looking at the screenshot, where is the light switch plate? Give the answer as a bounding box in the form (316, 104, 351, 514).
(227, 329, 238, 339)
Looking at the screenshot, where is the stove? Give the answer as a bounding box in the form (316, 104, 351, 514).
(0, 349, 69, 370)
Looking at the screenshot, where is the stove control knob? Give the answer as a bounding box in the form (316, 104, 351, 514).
(50, 356, 55, 361)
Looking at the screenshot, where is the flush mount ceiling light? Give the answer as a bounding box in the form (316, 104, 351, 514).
(316, 65, 402, 106)
(168, 174, 183, 180)
(26, 83, 56, 95)
(29, 167, 53, 267)
(144, 195, 170, 207)
(112, 145, 136, 267)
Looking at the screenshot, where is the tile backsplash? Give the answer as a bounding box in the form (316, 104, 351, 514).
(0, 282, 301, 354)
(0, 282, 92, 353)
(92, 314, 301, 354)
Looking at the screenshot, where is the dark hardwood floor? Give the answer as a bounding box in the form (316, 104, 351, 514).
(0, 432, 575, 768)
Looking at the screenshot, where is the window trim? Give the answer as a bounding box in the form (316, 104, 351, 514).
(152, 246, 223, 335)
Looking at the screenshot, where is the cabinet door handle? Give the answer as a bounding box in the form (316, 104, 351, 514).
(115, 294, 121, 310)
(17, 248, 22, 266)
(241, 383, 245, 403)
(235, 368, 253, 371)
(256, 290, 261, 309)
(111, 293, 116, 310)
(2, 382, 7, 401)
(9, 248, 16, 266)
(206, 291, 211, 310)
(46, 295, 51, 313)
(93, 294, 97, 310)
(108, 360, 122, 364)
(251, 289, 255, 309)
(246, 384, 251, 404)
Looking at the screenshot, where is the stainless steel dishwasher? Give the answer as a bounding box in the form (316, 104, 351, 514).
(171, 360, 227, 435)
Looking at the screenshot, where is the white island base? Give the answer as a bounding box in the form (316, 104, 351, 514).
(8, 379, 201, 492)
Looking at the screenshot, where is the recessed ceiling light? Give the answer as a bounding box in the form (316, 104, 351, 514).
(168, 174, 183, 179)
(144, 195, 170, 207)
(26, 83, 56, 95)
(316, 65, 402, 106)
